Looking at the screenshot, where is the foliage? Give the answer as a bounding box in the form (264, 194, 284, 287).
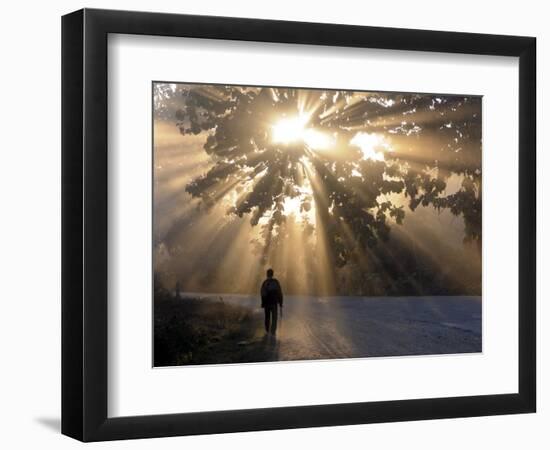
(162, 84, 482, 270)
(154, 290, 257, 366)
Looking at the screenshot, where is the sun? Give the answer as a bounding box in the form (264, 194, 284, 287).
(272, 114, 334, 150)
(272, 114, 309, 144)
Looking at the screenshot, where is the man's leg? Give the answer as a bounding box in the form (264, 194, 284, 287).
(264, 307, 270, 333)
(270, 305, 278, 335)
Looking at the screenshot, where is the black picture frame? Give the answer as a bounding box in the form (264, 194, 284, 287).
(62, 8, 536, 442)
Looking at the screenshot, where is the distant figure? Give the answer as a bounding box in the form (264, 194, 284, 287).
(175, 281, 181, 300)
(260, 268, 283, 337)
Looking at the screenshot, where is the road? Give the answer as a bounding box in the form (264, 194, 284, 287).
(211, 294, 482, 361)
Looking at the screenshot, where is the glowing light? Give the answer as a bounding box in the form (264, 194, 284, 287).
(280, 180, 316, 223)
(283, 196, 303, 217)
(272, 115, 309, 144)
(272, 114, 334, 150)
(303, 129, 334, 150)
(351, 132, 390, 161)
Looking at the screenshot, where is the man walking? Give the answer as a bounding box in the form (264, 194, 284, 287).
(260, 268, 283, 337)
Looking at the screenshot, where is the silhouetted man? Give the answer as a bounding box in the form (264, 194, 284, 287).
(260, 268, 283, 337)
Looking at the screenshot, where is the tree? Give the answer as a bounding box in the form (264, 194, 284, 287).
(156, 84, 482, 292)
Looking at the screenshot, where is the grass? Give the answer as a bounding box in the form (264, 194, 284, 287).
(154, 294, 266, 366)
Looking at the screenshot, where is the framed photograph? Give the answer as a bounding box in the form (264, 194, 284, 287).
(62, 8, 536, 441)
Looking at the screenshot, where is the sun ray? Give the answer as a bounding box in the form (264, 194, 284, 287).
(154, 83, 482, 297)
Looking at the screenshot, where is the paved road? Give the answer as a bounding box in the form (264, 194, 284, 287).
(200, 294, 482, 361)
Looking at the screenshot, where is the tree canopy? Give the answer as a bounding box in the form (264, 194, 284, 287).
(154, 83, 482, 295)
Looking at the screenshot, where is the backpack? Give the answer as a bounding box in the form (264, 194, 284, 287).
(264, 279, 279, 305)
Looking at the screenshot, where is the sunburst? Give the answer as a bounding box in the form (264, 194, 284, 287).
(272, 114, 335, 150)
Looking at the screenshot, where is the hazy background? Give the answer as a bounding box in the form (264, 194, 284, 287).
(153, 84, 482, 297)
